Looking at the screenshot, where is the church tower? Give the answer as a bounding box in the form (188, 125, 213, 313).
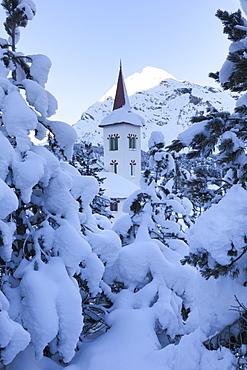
(99, 64, 144, 186)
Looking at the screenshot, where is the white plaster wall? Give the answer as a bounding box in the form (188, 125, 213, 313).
(103, 123, 141, 186)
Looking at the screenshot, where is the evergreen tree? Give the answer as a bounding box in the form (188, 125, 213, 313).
(72, 142, 101, 177)
(147, 130, 175, 184)
(160, 7, 247, 367)
(168, 112, 247, 281)
(0, 2, 120, 367)
(209, 9, 247, 92)
(103, 131, 196, 353)
(167, 5, 247, 281)
(148, 132, 223, 219)
(113, 131, 192, 247)
(71, 142, 112, 219)
(175, 154, 223, 218)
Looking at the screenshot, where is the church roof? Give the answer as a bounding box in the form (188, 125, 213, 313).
(99, 64, 144, 128)
(101, 171, 139, 199)
(112, 63, 131, 111)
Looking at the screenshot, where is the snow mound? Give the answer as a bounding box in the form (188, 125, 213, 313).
(189, 184, 247, 266)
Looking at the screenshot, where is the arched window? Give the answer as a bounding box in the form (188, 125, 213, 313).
(110, 160, 118, 174)
(127, 134, 138, 150)
(108, 134, 120, 151)
(130, 160, 136, 177)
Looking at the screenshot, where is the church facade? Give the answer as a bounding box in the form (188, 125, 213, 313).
(99, 64, 144, 188)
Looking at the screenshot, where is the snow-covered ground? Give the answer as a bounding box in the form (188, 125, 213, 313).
(6, 185, 245, 370)
(2, 0, 247, 368)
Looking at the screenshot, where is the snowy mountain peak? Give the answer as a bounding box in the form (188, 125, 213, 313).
(74, 66, 237, 151)
(99, 66, 176, 102)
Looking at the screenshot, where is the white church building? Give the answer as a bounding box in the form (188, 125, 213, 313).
(99, 64, 145, 218)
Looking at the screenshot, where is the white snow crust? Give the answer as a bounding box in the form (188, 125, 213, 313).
(0, 221, 15, 262)
(86, 228, 121, 266)
(23, 79, 58, 118)
(0, 131, 15, 180)
(2, 90, 37, 152)
(219, 59, 234, 85)
(28, 54, 52, 87)
(18, 0, 36, 20)
(12, 151, 45, 203)
(0, 292, 30, 365)
(14, 257, 83, 362)
(101, 172, 139, 199)
(148, 130, 165, 148)
(100, 105, 144, 127)
(189, 184, 247, 266)
(177, 120, 207, 146)
(53, 224, 91, 275)
(46, 120, 77, 160)
(0, 178, 18, 219)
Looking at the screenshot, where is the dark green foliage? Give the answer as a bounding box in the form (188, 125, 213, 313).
(130, 192, 152, 214)
(0, 1, 36, 85)
(181, 241, 247, 280)
(210, 9, 247, 92)
(167, 9, 247, 279)
(74, 271, 112, 339)
(168, 109, 230, 155)
(71, 142, 112, 219)
(47, 134, 69, 161)
(224, 49, 247, 92)
(148, 132, 175, 184)
(208, 71, 219, 83)
(72, 142, 100, 177)
(167, 106, 247, 278)
(166, 139, 185, 153)
(115, 133, 192, 247)
(180, 160, 222, 217)
(2, 0, 34, 44)
(0, 190, 56, 284)
(168, 108, 247, 186)
(215, 9, 247, 42)
(204, 297, 247, 368)
(171, 154, 219, 217)
(2, 0, 35, 52)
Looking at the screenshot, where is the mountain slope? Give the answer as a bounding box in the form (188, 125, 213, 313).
(74, 66, 236, 151)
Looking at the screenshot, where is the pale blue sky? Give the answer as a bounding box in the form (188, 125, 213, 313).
(0, 0, 241, 124)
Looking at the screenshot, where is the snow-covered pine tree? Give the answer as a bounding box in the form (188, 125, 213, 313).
(209, 8, 247, 92)
(71, 141, 112, 219)
(147, 130, 175, 184)
(163, 3, 247, 367)
(103, 131, 196, 358)
(72, 142, 101, 177)
(167, 2, 247, 281)
(174, 154, 223, 218)
(0, 1, 120, 367)
(113, 131, 192, 247)
(148, 133, 222, 220)
(133, 6, 247, 367)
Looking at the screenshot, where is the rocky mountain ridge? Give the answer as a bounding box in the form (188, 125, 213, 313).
(74, 66, 237, 151)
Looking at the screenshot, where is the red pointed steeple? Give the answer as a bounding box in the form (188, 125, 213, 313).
(113, 62, 130, 111)
(99, 62, 144, 128)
